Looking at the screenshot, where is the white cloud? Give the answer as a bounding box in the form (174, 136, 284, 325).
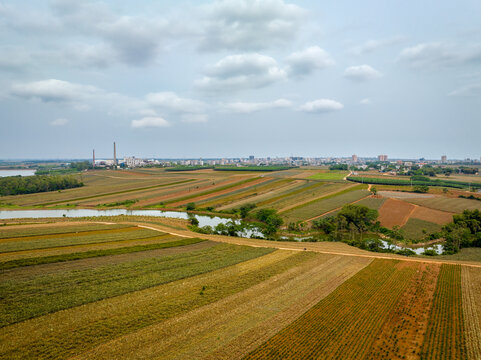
(224, 98, 292, 113)
(449, 83, 481, 97)
(4, 1, 178, 68)
(344, 65, 382, 82)
(131, 116, 170, 128)
(286, 46, 334, 77)
(199, 0, 306, 52)
(146, 92, 206, 113)
(11, 79, 101, 105)
(359, 98, 371, 105)
(61, 43, 117, 69)
(50, 118, 69, 126)
(196, 53, 286, 92)
(299, 99, 344, 113)
(398, 42, 481, 68)
(349, 36, 406, 55)
(399, 43, 455, 67)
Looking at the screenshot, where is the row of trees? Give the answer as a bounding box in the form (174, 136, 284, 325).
(347, 176, 481, 190)
(0, 175, 83, 196)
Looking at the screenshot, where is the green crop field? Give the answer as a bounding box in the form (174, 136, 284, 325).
(308, 170, 349, 181)
(401, 218, 442, 240)
(281, 188, 369, 222)
(1, 166, 481, 359)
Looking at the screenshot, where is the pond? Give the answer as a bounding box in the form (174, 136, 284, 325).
(0, 209, 264, 238)
(0, 169, 36, 177)
(380, 239, 444, 255)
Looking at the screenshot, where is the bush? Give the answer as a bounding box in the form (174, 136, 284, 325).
(186, 202, 196, 211)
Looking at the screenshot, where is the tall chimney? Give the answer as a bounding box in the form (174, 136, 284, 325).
(113, 142, 117, 167)
(93, 149, 95, 168)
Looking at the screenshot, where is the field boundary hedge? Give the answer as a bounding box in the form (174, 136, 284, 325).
(347, 176, 481, 190)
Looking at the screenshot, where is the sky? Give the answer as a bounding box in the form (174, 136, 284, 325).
(1, 0, 480, 160)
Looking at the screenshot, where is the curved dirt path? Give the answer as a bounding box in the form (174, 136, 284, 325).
(129, 221, 481, 268)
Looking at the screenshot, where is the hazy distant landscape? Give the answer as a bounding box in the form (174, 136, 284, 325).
(1, 0, 481, 359)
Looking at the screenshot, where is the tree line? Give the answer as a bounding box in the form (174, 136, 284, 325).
(0, 175, 84, 196)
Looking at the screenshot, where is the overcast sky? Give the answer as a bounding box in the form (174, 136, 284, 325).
(1, 0, 480, 160)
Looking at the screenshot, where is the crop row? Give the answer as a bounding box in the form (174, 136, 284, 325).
(0, 227, 158, 253)
(244, 259, 415, 359)
(461, 266, 481, 360)
(421, 264, 467, 359)
(366, 263, 441, 360)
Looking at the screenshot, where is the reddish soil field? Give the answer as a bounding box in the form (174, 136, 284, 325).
(411, 206, 455, 225)
(378, 198, 416, 228)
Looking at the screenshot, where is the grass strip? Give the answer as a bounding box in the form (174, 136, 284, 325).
(0, 243, 273, 327)
(0, 226, 137, 242)
(255, 181, 326, 208)
(0, 223, 128, 239)
(0, 228, 161, 253)
(37, 179, 194, 206)
(0, 237, 202, 271)
(279, 184, 365, 214)
(164, 177, 261, 205)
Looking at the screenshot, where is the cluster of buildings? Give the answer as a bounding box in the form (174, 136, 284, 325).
(90, 142, 480, 170)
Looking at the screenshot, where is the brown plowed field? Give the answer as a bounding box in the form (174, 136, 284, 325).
(411, 206, 455, 225)
(378, 198, 416, 228)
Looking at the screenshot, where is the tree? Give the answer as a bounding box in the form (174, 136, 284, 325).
(371, 186, 377, 195)
(413, 185, 429, 193)
(239, 203, 256, 218)
(254, 209, 283, 236)
(186, 202, 196, 211)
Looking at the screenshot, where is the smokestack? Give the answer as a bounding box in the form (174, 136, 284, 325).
(113, 142, 117, 167)
(93, 149, 95, 168)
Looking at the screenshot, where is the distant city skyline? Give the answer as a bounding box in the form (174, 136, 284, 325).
(1, 1, 480, 159)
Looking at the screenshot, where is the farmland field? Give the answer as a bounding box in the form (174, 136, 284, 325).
(1, 167, 481, 359)
(0, 220, 480, 359)
(401, 218, 442, 240)
(406, 196, 481, 213)
(377, 198, 415, 228)
(281, 188, 369, 223)
(308, 170, 349, 181)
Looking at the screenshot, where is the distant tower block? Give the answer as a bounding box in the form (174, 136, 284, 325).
(378, 155, 388, 162)
(93, 149, 95, 168)
(441, 155, 447, 163)
(352, 154, 358, 163)
(113, 142, 117, 166)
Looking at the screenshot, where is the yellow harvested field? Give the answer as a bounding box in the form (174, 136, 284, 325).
(411, 206, 454, 225)
(72, 254, 371, 360)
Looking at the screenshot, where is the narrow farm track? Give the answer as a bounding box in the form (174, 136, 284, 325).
(127, 221, 481, 268)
